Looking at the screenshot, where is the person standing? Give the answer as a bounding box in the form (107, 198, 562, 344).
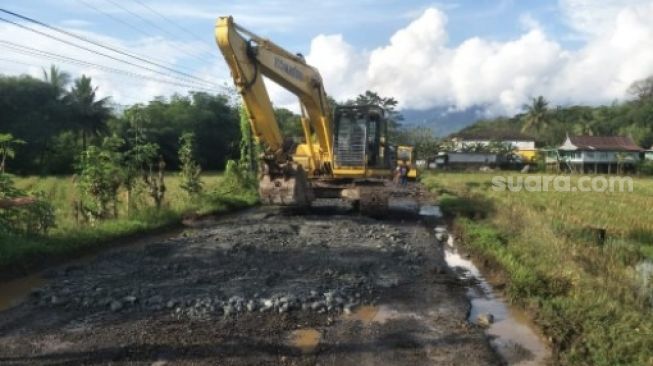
(399, 161, 410, 186)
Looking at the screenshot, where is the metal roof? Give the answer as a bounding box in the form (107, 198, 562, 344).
(563, 136, 643, 151)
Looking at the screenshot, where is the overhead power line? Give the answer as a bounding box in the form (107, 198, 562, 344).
(0, 15, 220, 91)
(0, 8, 221, 89)
(129, 0, 217, 56)
(77, 0, 214, 64)
(102, 0, 215, 65)
(76, 0, 157, 39)
(0, 40, 222, 92)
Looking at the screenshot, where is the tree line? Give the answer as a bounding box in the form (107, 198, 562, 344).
(457, 76, 653, 149)
(0, 66, 242, 175)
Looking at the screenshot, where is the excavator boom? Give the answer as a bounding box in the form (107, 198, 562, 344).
(216, 17, 332, 168)
(216, 16, 399, 210)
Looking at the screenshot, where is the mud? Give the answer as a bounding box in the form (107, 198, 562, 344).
(0, 203, 499, 365)
(444, 233, 551, 365)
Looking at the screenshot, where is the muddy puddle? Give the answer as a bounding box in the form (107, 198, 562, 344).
(0, 273, 47, 312)
(288, 328, 321, 353)
(343, 304, 404, 324)
(443, 234, 550, 365)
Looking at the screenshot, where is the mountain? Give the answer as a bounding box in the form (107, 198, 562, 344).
(399, 106, 486, 136)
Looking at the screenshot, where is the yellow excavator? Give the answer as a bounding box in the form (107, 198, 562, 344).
(216, 16, 404, 211)
(396, 146, 418, 180)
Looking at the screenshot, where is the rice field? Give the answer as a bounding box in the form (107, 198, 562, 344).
(423, 172, 653, 365)
(423, 173, 653, 258)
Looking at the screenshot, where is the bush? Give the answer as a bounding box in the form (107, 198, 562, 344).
(0, 173, 55, 234)
(75, 137, 124, 221)
(178, 132, 203, 198)
(639, 160, 653, 175)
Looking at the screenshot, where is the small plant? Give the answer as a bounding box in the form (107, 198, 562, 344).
(178, 132, 202, 198)
(75, 136, 124, 222)
(143, 155, 166, 209)
(124, 131, 159, 214)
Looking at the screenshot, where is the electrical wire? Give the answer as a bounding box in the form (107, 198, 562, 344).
(128, 0, 217, 57)
(0, 15, 220, 91)
(0, 8, 222, 89)
(0, 41, 222, 92)
(76, 0, 156, 39)
(102, 0, 216, 65)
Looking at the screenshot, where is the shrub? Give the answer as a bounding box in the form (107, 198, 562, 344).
(178, 132, 202, 198)
(0, 173, 55, 234)
(75, 136, 124, 221)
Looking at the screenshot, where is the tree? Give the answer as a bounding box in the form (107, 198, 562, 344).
(628, 76, 653, 102)
(123, 127, 159, 215)
(521, 96, 550, 133)
(178, 132, 202, 197)
(274, 107, 303, 140)
(0, 133, 25, 173)
(394, 127, 440, 159)
(351, 90, 404, 139)
(68, 75, 112, 150)
(75, 136, 125, 221)
(42, 65, 70, 99)
(117, 93, 239, 171)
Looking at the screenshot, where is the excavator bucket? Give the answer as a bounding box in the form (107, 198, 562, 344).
(258, 168, 314, 207)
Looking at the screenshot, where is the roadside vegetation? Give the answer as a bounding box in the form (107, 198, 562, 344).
(423, 172, 653, 365)
(0, 66, 263, 274)
(0, 171, 257, 275)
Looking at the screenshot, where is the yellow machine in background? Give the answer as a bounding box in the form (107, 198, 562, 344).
(216, 16, 410, 210)
(397, 146, 418, 180)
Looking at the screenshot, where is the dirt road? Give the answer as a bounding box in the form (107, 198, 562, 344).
(0, 204, 499, 365)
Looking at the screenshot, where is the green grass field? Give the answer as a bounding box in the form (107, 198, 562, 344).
(423, 172, 653, 365)
(0, 173, 257, 273)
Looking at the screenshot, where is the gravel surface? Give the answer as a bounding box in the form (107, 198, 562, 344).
(0, 204, 499, 365)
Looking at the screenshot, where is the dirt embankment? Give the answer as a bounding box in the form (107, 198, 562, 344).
(0, 205, 499, 365)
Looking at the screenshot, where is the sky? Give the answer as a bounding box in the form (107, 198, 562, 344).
(1, 0, 653, 116)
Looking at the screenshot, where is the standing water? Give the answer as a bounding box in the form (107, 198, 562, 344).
(443, 234, 550, 365)
(0, 274, 47, 312)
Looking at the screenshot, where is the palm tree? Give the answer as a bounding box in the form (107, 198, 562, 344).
(0, 133, 26, 173)
(42, 65, 70, 99)
(67, 75, 112, 150)
(521, 96, 550, 133)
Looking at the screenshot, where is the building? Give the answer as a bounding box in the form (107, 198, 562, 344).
(433, 152, 506, 170)
(449, 131, 537, 162)
(545, 135, 643, 173)
(646, 146, 653, 161)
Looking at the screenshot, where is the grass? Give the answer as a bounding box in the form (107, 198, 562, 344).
(423, 172, 653, 366)
(0, 172, 258, 274)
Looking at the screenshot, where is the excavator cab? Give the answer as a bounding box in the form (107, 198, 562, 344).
(333, 105, 391, 175)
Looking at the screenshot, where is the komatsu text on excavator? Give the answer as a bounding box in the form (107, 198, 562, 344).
(216, 16, 406, 212)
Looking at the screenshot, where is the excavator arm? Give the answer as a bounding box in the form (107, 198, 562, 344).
(216, 16, 335, 206)
(215, 16, 333, 170)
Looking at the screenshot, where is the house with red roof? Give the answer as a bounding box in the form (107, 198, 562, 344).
(545, 135, 644, 173)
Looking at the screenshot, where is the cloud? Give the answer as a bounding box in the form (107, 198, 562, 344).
(303, 2, 653, 115)
(558, 0, 646, 36)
